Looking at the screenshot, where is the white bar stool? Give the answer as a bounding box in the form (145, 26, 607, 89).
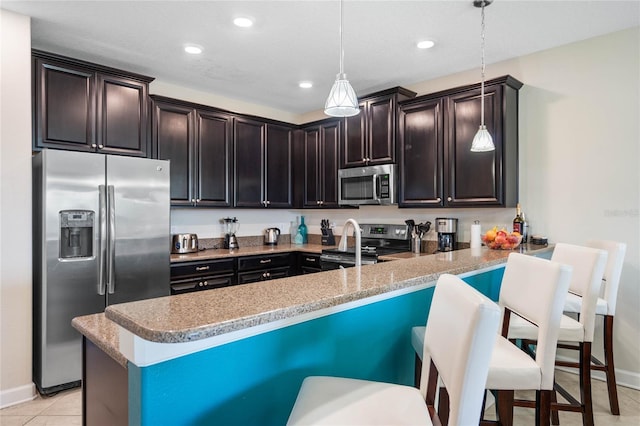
(481, 252, 572, 426)
(507, 243, 607, 426)
(287, 274, 501, 426)
(561, 240, 626, 415)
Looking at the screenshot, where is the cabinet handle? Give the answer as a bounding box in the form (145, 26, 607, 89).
(266, 272, 271, 278)
(203, 281, 208, 286)
(436, 197, 441, 202)
(305, 257, 316, 262)
(98, 144, 104, 149)
(91, 143, 97, 148)
(447, 196, 452, 202)
(260, 259, 272, 264)
(198, 281, 204, 287)
(196, 198, 201, 202)
(195, 266, 210, 271)
(266, 200, 270, 205)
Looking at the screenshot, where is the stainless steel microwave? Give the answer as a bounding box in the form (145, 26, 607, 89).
(338, 164, 397, 206)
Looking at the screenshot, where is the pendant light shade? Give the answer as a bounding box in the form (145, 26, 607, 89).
(470, 0, 494, 152)
(471, 125, 494, 152)
(324, 0, 360, 117)
(325, 73, 359, 117)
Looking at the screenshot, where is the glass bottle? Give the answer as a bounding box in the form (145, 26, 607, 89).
(513, 203, 524, 235)
(298, 215, 308, 244)
(293, 217, 303, 245)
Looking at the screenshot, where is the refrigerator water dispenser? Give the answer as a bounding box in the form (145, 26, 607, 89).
(59, 210, 94, 259)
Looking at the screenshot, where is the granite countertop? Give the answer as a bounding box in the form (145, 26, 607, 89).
(170, 243, 328, 263)
(71, 312, 128, 368)
(103, 244, 552, 346)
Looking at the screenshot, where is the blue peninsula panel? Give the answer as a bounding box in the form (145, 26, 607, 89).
(129, 267, 505, 425)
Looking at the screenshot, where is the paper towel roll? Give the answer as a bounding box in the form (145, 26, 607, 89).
(470, 221, 482, 248)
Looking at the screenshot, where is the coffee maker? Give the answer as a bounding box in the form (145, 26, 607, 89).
(222, 217, 240, 249)
(435, 217, 458, 252)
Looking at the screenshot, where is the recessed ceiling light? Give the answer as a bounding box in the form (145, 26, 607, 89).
(184, 45, 203, 55)
(299, 81, 313, 89)
(234, 17, 254, 28)
(417, 40, 435, 49)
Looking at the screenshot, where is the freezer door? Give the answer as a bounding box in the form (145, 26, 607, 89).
(33, 150, 106, 392)
(106, 155, 170, 305)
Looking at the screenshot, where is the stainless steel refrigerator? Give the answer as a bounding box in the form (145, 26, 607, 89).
(33, 149, 171, 395)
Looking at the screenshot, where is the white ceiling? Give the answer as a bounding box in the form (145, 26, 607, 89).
(3, 1, 639, 115)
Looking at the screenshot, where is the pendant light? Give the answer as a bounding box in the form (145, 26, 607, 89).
(324, 0, 360, 117)
(470, 0, 495, 152)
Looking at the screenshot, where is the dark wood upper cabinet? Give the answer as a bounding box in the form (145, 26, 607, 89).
(398, 75, 522, 208)
(398, 99, 444, 207)
(151, 95, 232, 207)
(265, 124, 293, 208)
(234, 118, 293, 208)
(341, 88, 416, 168)
(234, 118, 265, 208)
(196, 110, 233, 207)
(303, 120, 341, 208)
(33, 50, 153, 157)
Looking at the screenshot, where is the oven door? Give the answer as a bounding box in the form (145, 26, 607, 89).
(320, 252, 378, 270)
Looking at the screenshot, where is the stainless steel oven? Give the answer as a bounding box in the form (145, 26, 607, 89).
(338, 164, 397, 206)
(320, 223, 411, 269)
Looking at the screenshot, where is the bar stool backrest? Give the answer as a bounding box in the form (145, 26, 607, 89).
(586, 240, 627, 316)
(499, 253, 572, 390)
(420, 274, 501, 426)
(551, 243, 607, 342)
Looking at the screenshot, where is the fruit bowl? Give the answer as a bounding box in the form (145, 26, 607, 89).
(482, 228, 523, 250)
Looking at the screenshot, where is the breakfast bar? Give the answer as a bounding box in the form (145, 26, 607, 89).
(72, 244, 552, 426)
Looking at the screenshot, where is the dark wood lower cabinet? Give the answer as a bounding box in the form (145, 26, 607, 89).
(83, 338, 127, 426)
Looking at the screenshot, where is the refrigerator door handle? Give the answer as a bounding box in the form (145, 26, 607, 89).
(107, 185, 116, 294)
(98, 185, 107, 295)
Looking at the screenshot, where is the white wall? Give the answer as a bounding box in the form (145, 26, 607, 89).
(0, 15, 638, 404)
(0, 10, 35, 407)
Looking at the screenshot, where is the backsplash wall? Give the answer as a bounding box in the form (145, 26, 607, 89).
(170, 205, 521, 243)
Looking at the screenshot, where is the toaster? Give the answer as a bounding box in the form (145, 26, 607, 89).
(172, 233, 199, 254)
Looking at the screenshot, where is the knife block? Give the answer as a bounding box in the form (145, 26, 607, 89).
(321, 229, 336, 246)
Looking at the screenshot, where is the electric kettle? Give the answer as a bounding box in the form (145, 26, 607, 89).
(264, 227, 281, 246)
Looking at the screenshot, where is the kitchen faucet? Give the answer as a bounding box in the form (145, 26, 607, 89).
(338, 218, 362, 267)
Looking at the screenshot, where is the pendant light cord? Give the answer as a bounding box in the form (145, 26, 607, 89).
(480, 1, 486, 126)
(339, 0, 344, 75)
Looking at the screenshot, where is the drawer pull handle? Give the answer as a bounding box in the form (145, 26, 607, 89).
(195, 266, 210, 271)
(260, 259, 272, 264)
(305, 257, 316, 262)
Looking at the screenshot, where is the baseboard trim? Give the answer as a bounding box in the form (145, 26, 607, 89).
(555, 354, 640, 391)
(0, 383, 36, 409)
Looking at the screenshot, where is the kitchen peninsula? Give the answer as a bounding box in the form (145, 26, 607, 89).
(73, 244, 552, 426)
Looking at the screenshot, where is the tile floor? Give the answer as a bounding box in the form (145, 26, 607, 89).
(1, 370, 639, 425)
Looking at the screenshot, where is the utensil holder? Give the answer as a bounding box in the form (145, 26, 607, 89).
(321, 229, 336, 246)
(412, 236, 422, 254)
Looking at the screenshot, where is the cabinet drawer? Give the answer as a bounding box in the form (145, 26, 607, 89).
(237, 253, 293, 271)
(171, 258, 235, 279)
(299, 253, 321, 269)
(237, 266, 290, 285)
(170, 273, 235, 295)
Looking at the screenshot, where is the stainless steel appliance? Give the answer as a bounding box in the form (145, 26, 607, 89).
(172, 233, 199, 254)
(320, 223, 411, 269)
(222, 217, 240, 249)
(33, 149, 170, 395)
(436, 217, 458, 252)
(338, 164, 397, 206)
(264, 227, 281, 245)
